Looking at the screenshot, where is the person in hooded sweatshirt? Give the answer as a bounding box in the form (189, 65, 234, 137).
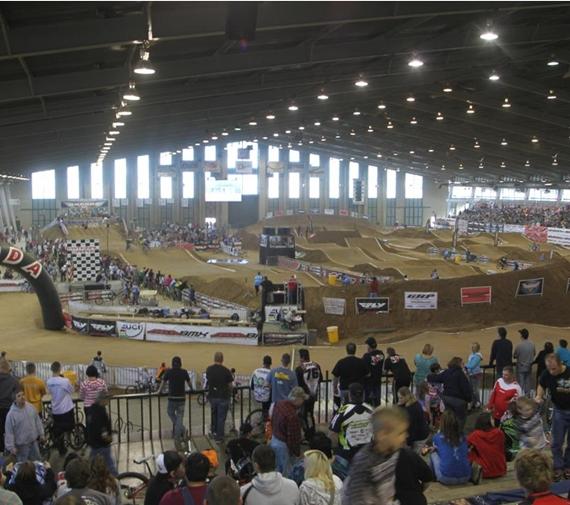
(5, 387, 45, 462)
(467, 412, 507, 479)
(240, 445, 299, 505)
(299, 449, 343, 505)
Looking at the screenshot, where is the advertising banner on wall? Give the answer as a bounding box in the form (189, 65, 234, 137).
(71, 316, 90, 334)
(262, 332, 308, 345)
(145, 323, 258, 345)
(88, 320, 117, 337)
(264, 305, 298, 322)
(516, 278, 544, 297)
(404, 292, 438, 310)
(355, 297, 389, 314)
(524, 225, 548, 243)
(460, 286, 492, 305)
(322, 297, 346, 315)
(324, 209, 335, 216)
(0, 279, 27, 292)
(117, 321, 146, 340)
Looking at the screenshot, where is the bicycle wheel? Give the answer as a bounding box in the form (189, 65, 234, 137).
(67, 424, 87, 450)
(117, 472, 149, 504)
(244, 409, 265, 438)
(197, 393, 207, 406)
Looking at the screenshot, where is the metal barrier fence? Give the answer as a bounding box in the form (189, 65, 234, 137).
(38, 363, 529, 446)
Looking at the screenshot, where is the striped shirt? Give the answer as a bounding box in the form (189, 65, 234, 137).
(79, 378, 108, 408)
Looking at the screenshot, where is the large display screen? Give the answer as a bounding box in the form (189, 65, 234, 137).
(205, 177, 242, 202)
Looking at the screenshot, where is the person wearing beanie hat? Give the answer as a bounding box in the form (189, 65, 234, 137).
(144, 451, 184, 505)
(269, 387, 307, 478)
(362, 337, 385, 407)
(514, 328, 536, 395)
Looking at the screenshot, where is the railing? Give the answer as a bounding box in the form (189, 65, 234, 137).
(35, 362, 537, 447)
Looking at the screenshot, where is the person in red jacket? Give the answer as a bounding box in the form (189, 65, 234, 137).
(467, 412, 507, 479)
(487, 366, 522, 424)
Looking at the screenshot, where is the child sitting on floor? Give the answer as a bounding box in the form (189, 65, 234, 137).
(467, 412, 506, 479)
(513, 397, 548, 450)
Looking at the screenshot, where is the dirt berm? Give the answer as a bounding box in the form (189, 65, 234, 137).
(303, 258, 570, 340)
(309, 230, 360, 246)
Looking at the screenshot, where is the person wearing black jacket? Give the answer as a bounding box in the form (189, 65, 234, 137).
(489, 327, 513, 377)
(533, 342, 554, 384)
(384, 347, 412, 404)
(427, 357, 472, 429)
(86, 391, 117, 476)
(6, 461, 57, 505)
(363, 337, 385, 407)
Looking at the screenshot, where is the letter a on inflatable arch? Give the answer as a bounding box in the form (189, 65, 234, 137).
(0, 245, 65, 330)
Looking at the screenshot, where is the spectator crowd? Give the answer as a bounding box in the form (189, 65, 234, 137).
(459, 203, 570, 228)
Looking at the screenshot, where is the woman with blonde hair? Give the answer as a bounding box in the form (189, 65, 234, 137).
(414, 344, 438, 386)
(398, 386, 430, 451)
(298, 449, 343, 505)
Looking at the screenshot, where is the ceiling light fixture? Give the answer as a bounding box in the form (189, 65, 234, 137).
(353, 109, 361, 116)
(367, 125, 374, 132)
(409, 150, 415, 154)
(105, 137, 115, 142)
(335, 133, 341, 139)
(410, 117, 418, 125)
(442, 86, 453, 93)
(459, 163, 464, 170)
(273, 133, 279, 137)
(354, 76, 368, 87)
(377, 153, 382, 158)
(313, 121, 320, 126)
(480, 27, 499, 41)
(436, 112, 444, 121)
(474, 140, 480, 149)
(489, 71, 500, 81)
(116, 108, 131, 117)
(500, 138, 508, 146)
(332, 115, 339, 121)
(112, 122, 125, 128)
(285, 129, 291, 134)
(211, 135, 218, 140)
(428, 148, 434, 153)
(500, 161, 506, 168)
(221, 131, 229, 136)
(123, 81, 140, 101)
(248, 120, 257, 126)
(531, 136, 539, 143)
(266, 113, 275, 120)
(234, 126, 241, 131)
(317, 90, 329, 100)
(350, 129, 356, 136)
(502, 98, 511, 108)
(525, 160, 531, 167)
(377, 102, 386, 110)
(406, 96, 415, 102)
(547, 57, 559, 67)
(408, 57, 424, 68)
(288, 102, 299, 111)
(109, 130, 120, 135)
(298, 125, 305, 130)
(449, 144, 456, 151)
(547, 90, 557, 100)
(133, 43, 156, 75)
(466, 104, 475, 114)
(387, 121, 394, 129)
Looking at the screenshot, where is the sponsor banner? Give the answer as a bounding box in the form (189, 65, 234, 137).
(266, 212, 274, 219)
(434, 218, 455, 229)
(524, 225, 548, 243)
(547, 228, 570, 247)
(88, 319, 117, 337)
(355, 297, 389, 314)
(275, 210, 284, 217)
(323, 297, 345, 315)
(117, 321, 146, 340)
(264, 305, 298, 322)
(339, 209, 349, 216)
(461, 286, 492, 305)
(516, 278, 544, 297)
(61, 199, 107, 209)
(175, 242, 194, 250)
(262, 332, 308, 345)
(145, 322, 258, 345)
(503, 224, 525, 233)
(220, 242, 242, 256)
(404, 292, 438, 310)
(285, 210, 294, 216)
(0, 279, 27, 292)
(71, 315, 90, 334)
(457, 219, 468, 236)
(467, 222, 487, 233)
(324, 208, 334, 216)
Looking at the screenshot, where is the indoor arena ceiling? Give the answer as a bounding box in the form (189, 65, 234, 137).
(0, 1, 570, 185)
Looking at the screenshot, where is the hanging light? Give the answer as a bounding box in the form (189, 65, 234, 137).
(428, 148, 435, 153)
(459, 163, 464, 170)
(474, 140, 480, 149)
(234, 126, 241, 131)
(354, 75, 368, 87)
(211, 135, 218, 140)
(104, 142, 112, 146)
(547, 90, 557, 100)
(466, 104, 475, 114)
(314, 121, 321, 126)
(285, 129, 291, 134)
(377, 153, 382, 158)
(248, 120, 257, 126)
(288, 102, 299, 111)
(408, 56, 424, 68)
(553, 157, 559, 166)
(500, 161, 506, 168)
(133, 44, 156, 75)
(441, 165, 446, 171)
(261, 136, 268, 140)
(531, 136, 539, 143)
(525, 160, 531, 167)
(410, 117, 418, 125)
(353, 109, 361, 116)
(409, 150, 415, 154)
(442, 86, 453, 93)
(488, 71, 500, 81)
(116, 103, 132, 117)
(221, 131, 229, 136)
(108, 130, 120, 135)
(308, 140, 314, 144)
(335, 133, 341, 139)
(480, 27, 499, 41)
(377, 102, 387, 110)
(502, 98, 511, 108)
(298, 125, 305, 130)
(266, 113, 275, 120)
(273, 133, 279, 137)
(547, 57, 559, 66)
(386, 121, 394, 129)
(500, 138, 508, 146)
(105, 137, 115, 142)
(406, 96, 415, 102)
(332, 115, 339, 121)
(449, 144, 456, 151)
(317, 90, 329, 100)
(320, 137, 326, 142)
(435, 112, 444, 121)
(350, 129, 356, 136)
(123, 82, 140, 101)
(112, 122, 125, 128)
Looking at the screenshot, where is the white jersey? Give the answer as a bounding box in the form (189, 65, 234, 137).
(251, 367, 271, 403)
(300, 361, 322, 397)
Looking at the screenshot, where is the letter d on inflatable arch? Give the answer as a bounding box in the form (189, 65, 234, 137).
(0, 245, 65, 330)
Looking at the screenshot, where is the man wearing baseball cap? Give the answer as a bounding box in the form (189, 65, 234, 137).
(362, 337, 385, 407)
(269, 386, 307, 477)
(514, 328, 536, 395)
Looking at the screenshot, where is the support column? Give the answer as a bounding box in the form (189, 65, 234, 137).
(258, 146, 268, 219)
(378, 169, 387, 227)
(395, 170, 406, 225)
(5, 185, 18, 231)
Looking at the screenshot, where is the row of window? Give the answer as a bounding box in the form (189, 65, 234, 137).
(450, 186, 567, 201)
